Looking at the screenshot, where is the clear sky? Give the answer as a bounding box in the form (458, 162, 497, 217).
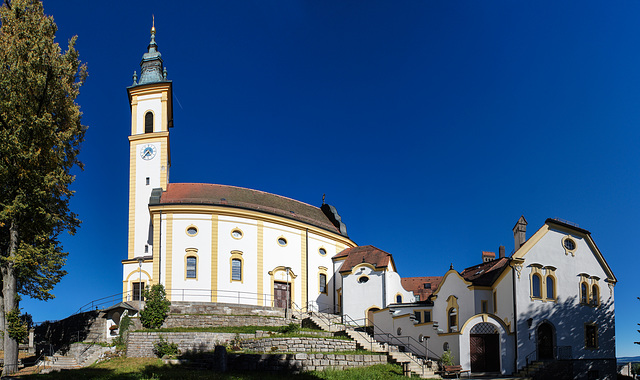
(21, 0, 639, 357)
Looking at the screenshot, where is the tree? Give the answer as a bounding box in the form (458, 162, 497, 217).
(140, 284, 171, 329)
(0, 0, 86, 374)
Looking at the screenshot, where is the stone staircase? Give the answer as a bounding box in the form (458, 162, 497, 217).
(41, 355, 81, 372)
(516, 360, 545, 378)
(304, 312, 439, 379)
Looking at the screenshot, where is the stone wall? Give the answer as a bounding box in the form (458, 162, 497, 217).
(241, 337, 355, 353)
(228, 353, 387, 373)
(35, 310, 106, 351)
(163, 314, 296, 328)
(126, 332, 254, 357)
(169, 302, 285, 317)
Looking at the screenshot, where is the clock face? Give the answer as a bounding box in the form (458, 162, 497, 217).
(140, 144, 157, 160)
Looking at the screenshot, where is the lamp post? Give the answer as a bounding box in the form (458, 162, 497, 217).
(137, 257, 143, 312)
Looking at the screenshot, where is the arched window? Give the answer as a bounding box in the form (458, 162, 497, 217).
(580, 282, 589, 304)
(546, 276, 555, 300)
(231, 259, 242, 281)
(144, 112, 153, 133)
(591, 284, 599, 306)
(448, 308, 458, 332)
(319, 273, 327, 294)
(532, 274, 541, 298)
(186, 256, 197, 279)
(396, 294, 403, 303)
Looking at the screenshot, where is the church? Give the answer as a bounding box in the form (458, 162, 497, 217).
(121, 26, 617, 379)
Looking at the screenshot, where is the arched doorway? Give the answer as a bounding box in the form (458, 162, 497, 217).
(366, 307, 380, 326)
(469, 322, 500, 372)
(537, 322, 554, 360)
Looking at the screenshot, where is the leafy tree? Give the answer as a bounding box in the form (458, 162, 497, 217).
(0, 0, 86, 373)
(140, 284, 171, 329)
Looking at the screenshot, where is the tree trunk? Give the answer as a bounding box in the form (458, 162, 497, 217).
(2, 222, 18, 375)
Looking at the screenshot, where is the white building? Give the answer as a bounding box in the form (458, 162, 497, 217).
(372, 217, 617, 379)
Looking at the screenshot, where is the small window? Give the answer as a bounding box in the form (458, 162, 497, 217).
(424, 311, 431, 323)
(585, 324, 598, 348)
(591, 285, 599, 306)
(414, 311, 422, 324)
(493, 292, 498, 313)
(186, 226, 198, 236)
(319, 273, 327, 294)
(424, 283, 431, 289)
(231, 229, 243, 239)
(546, 276, 555, 300)
(443, 342, 450, 351)
(144, 112, 154, 133)
(146, 177, 150, 185)
(186, 256, 197, 279)
(581, 282, 589, 304)
(481, 300, 488, 314)
(532, 274, 541, 298)
(448, 308, 457, 332)
(358, 276, 369, 284)
(418, 334, 424, 342)
(318, 247, 327, 256)
(144, 245, 149, 253)
(397, 327, 402, 336)
(231, 258, 242, 281)
(132, 282, 145, 301)
(415, 295, 420, 301)
(564, 238, 576, 251)
(277, 237, 287, 246)
(396, 294, 403, 303)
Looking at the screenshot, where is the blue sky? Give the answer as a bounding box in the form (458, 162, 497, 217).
(21, 0, 639, 357)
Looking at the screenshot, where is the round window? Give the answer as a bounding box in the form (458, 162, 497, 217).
(319, 248, 327, 256)
(278, 237, 287, 246)
(231, 229, 243, 239)
(443, 342, 450, 351)
(397, 327, 402, 336)
(186, 226, 198, 236)
(564, 238, 576, 250)
(358, 276, 369, 284)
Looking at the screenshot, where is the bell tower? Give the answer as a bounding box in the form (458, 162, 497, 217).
(126, 22, 173, 261)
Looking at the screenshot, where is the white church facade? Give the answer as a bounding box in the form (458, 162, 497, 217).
(121, 27, 617, 379)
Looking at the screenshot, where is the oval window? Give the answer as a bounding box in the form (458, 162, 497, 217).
(358, 276, 369, 284)
(443, 342, 450, 351)
(564, 238, 576, 250)
(278, 237, 287, 246)
(319, 248, 327, 256)
(397, 327, 402, 336)
(186, 226, 198, 236)
(231, 229, 243, 239)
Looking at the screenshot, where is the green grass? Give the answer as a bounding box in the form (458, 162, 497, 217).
(20, 357, 410, 380)
(135, 326, 325, 334)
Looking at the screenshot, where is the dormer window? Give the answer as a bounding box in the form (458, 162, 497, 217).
(144, 112, 153, 133)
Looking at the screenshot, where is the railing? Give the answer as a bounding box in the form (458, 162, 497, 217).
(525, 345, 573, 367)
(75, 291, 134, 314)
(525, 349, 537, 366)
(341, 313, 438, 376)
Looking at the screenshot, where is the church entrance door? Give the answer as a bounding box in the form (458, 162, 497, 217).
(537, 322, 554, 360)
(469, 323, 500, 373)
(273, 281, 291, 309)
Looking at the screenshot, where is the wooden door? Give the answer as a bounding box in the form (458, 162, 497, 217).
(537, 323, 554, 360)
(274, 282, 290, 309)
(470, 334, 500, 372)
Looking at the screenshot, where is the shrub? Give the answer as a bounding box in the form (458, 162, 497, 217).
(440, 350, 454, 366)
(153, 335, 179, 358)
(140, 284, 171, 329)
(7, 308, 27, 343)
(113, 313, 132, 351)
(278, 322, 300, 334)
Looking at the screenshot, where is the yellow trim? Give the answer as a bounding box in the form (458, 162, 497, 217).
(211, 215, 219, 302)
(446, 295, 459, 333)
(148, 204, 357, 248)
(562, 235, 578, 256)
(121, 258, 154, 264)
(231, 227, 244, 240)
(161, 90, 168, 132)
(467, 285, 492, 291)
(184, 249, 199, 280)
(301, 231, 307, 305)
(415, 321, 434, 327)
(459, 313, 513, 336)
(128, 131, 170, 142)
(365, 306, 382, 326)
(130, 95, 138, 136)
(318, 271, 328, 295)
(185, 224, 199, 237)
(143, 109, 156, 133)
(257, 221, 264, 306)
(165, 214, 173, 301)
(590, 280, 600, 307)
(125, 269, 152, 282)
(579, 274, 590, 305)
(128, 280, 146, 302)
(431, 269, 473, 297)
(336, 288, 342, 313)
(152, 213, 161, 285)
(394, 292, 403, 303)
(493, 291, 497, 313)
(127, 143, 136, 259)
(277, 235, 288, 247)
(584, 322, 599, 349)
(545, 269, 557, 301)
(318, 246, 327, 256)
(530, 270, 543, 300)
(372, 307, 389, 314)
(512, 224, 550, 259)
(230, 251, 244, 283)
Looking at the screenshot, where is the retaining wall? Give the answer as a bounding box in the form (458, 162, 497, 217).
(126, 332, 254, 357)
(169, 302, 285, 317)
(241, 337, 355, 353)
(228, 352, 387, 372)
(163, 314, 296, 328)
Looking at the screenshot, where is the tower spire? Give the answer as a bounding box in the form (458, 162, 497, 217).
(135, 16, 166, 85)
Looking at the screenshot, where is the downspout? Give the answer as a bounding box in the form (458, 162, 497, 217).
(509, 258, 518, 373)
(382, 269, 387, 307)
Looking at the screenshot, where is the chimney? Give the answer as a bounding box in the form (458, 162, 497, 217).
(513, 215, 528, 251)
(482, 251, 496, 263)
(499, 245, 505, 258)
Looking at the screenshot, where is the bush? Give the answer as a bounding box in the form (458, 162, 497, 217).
(153, 335, 179, 358)
(278, 322, 300, 334)
(113, 313, 132, 351)
(140, 284, 171, 329)
(440, 350, 455, 366)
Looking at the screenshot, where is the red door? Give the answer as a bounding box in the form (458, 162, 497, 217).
(470, 334, 500, 372)
(274, 282, 291, 308)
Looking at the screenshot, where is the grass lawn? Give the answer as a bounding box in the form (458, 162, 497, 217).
(16, 357, 410, 380)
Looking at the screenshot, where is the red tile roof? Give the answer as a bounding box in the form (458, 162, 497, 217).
(401, 276, 443, 300)
(154, 183, 345, 236)
(334, 245, 392, 273)
(460, 257, 510, 286)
